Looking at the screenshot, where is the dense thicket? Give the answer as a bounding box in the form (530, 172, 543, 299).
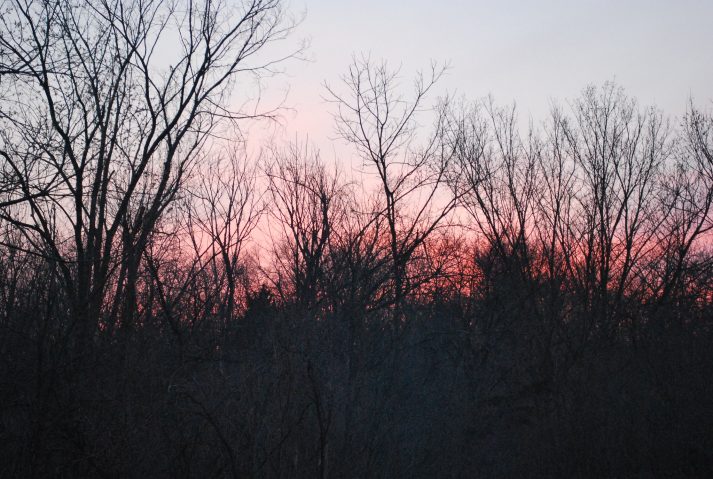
(1, 1, 713, 477)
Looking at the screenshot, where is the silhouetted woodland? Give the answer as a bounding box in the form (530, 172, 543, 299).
(1, 1, 713, 477)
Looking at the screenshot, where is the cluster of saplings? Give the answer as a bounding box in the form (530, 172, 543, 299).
(1, 1, 712, 477)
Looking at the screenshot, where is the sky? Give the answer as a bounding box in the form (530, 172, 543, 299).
(250, 0, 712, 156)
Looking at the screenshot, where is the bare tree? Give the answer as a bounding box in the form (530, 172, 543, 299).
(0, 0, 295, 342)
(189, 148, 263, 322)
(325, 57, 458, 317)
(556, 84, 670, 331)
(447, 99, 541, 279)
(653, 104, 713, 306)
(265, 142, 346, 313)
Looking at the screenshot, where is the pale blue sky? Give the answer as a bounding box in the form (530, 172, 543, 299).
(256, 0, 713, 148)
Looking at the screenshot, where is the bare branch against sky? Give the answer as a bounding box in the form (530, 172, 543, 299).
(1, 1, 712, 477)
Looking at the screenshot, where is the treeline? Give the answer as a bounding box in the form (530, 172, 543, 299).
(1, 1, 713, 477)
